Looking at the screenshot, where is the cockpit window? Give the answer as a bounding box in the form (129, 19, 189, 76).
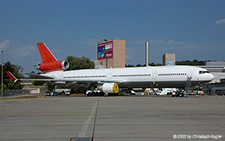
(199, 71, 210, 74)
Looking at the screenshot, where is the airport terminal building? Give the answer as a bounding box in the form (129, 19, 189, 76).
(202, 62, 225, 83)
(201, 62, 225, 95)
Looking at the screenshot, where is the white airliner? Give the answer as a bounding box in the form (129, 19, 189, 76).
(7, 43, 214, 94)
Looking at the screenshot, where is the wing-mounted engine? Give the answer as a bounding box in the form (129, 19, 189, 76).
(36, 60, 69, 72)
(98, 83, 119, 93)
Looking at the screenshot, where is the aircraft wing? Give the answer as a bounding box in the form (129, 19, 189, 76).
(50, 78, 122, 83)
(23, 72, 54, 79)
(6, 71, 122, 83)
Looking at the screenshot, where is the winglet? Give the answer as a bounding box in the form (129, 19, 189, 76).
(6, 71, 18, 83)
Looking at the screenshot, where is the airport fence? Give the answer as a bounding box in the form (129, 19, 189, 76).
(0, 89, 30, 97)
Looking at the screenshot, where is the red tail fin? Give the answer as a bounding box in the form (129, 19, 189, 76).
(6, 71, 18, 83)
(36, 43, 58, 63)
(36, 42, 69, 72)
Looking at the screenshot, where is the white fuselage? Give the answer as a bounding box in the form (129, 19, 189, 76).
(41, 66, 214, 89)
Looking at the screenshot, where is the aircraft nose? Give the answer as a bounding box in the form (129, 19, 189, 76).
(209, 73, 214, 81)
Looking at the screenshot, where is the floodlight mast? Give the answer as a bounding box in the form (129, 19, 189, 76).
(1, 50, 3, 97)
(145, 41, 149, 67)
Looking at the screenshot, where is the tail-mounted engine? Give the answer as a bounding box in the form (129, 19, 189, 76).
(36, 60, 69, 72)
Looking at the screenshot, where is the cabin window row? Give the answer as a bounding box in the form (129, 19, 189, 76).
(65, 73, 189, 79)
(158, 73, 187, 76)
(113, 74, 152, 77)
(64, 75, 107, 78)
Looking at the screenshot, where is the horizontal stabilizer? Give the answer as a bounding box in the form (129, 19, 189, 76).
(23, 72, 54, 79)
(6, 71, 18, 83)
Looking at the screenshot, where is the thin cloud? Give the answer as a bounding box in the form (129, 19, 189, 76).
(129, 40, 146, 45)
(130, 39, 184, 45)
(126, 54, 132, 60)
(150, 40, 166, 44)
(216, 19, 225, 25)
(9, 45, 35, 58)
(0, 40, 10, 50)
(167, 40, 184, 45)
(81, 38, 100, 46)
(52, 49, 61, 53)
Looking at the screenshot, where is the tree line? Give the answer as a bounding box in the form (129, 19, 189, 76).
(126, 59, 206, 67)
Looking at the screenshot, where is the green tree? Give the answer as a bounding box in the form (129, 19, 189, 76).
(156, 63, 163, 66)
(196, 61, 205, 66)
(126, 64, 135, 67)
(136, 64, 143, 67)
(1, 61, 23, 89)
(176, 60, 206, 66)
(66, 56, 95, 70)
(149, 62, 162, 66)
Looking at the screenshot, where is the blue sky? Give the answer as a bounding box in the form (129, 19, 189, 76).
(0, 0, 225, 72)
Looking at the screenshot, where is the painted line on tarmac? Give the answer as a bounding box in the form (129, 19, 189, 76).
(78, 102, 98, 138)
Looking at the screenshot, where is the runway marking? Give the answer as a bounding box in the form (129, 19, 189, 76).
(78, 102, 98, 138)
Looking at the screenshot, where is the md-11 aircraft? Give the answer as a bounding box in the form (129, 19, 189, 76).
(7, 42, 214, 95)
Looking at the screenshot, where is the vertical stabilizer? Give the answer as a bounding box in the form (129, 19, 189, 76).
(36, 43, 58, 63)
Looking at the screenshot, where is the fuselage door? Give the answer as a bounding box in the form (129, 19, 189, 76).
(153, 71, 158, 81)
(107, 73, 112, 80)
(187, 70, 193, 79)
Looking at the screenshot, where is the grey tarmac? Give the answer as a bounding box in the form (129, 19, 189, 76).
(0, 96, 224, 141)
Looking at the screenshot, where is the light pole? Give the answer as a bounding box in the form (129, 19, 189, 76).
(1, 50, 3, 97)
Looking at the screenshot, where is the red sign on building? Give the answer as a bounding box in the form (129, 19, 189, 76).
(97, 41, 113, 60)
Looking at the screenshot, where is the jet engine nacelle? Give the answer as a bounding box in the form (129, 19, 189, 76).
(100, 83, 119, 94)
(36, 60, 69, 72)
